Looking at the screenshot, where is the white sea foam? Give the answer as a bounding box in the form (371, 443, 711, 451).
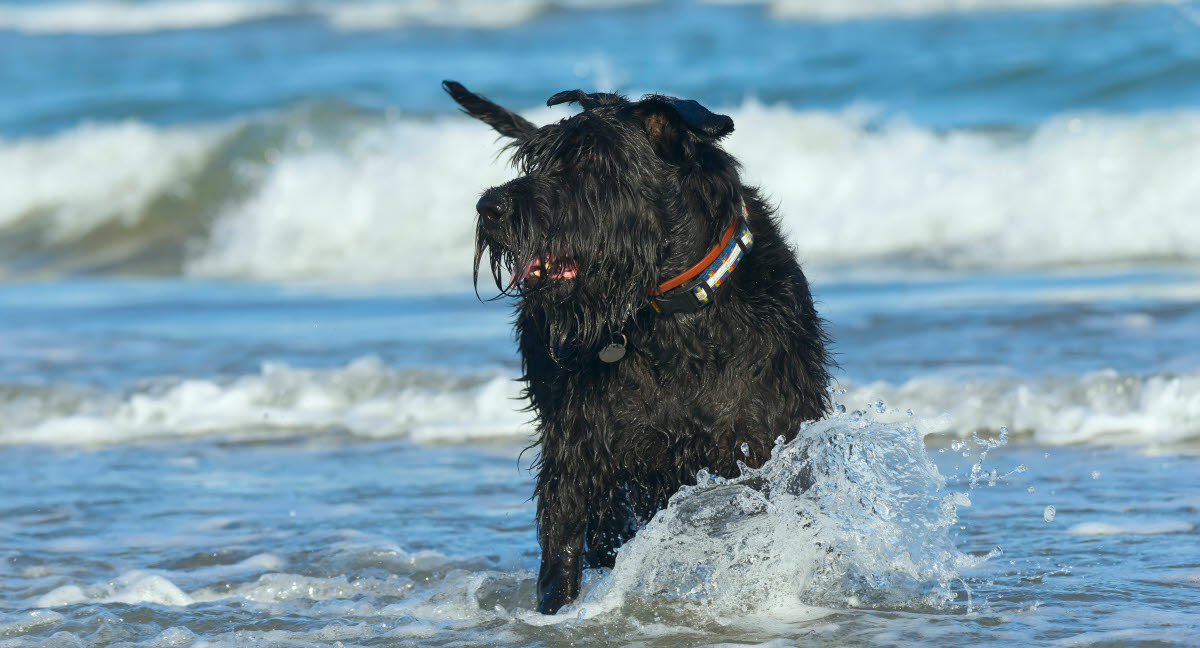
(841, 369, 1200, 447)
(35, 573, 192, 608)
(191, 106, 1200, 279)
(729, 103, 1200, 269)
(2, 360, 1198, 447)
(0, 356, 531, 446)
(0, 121, 223, 240)
(185, 114, 527, 282)
(322, 0, 548, 30)
(6, 107, 1200, 279)
(1066, 521, 1194, 535)
(758, 0, 1176, 21)
(0, 0, 1180, 34)
(0, 0, 655, 34)
(0, 0, 288, 33)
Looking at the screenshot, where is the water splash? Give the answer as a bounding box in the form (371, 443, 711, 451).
(577, 415, 968, 618)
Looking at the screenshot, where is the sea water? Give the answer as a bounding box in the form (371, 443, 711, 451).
(2, 1, 1200, 646)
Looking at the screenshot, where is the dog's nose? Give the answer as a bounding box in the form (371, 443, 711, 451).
(476, 194, 507, 220)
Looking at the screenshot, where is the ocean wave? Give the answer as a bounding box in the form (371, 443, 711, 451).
(840, 369, 1200, 447)
(2, 357, 1197, 447)
(0, 357, 532, 446)
(4, 105, 1200, 279)
(0, 121, 222, 240)
(0, 0, 287, 34)
(759, 0, 1178, 21)
(186, 112, 523, 282)
(0, 0, 1180, 34)
(0, 0, 654, 34)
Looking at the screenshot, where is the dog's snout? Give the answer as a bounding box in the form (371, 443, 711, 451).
(476, 193, 509, 220)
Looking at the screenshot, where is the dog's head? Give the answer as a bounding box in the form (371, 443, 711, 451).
(443, 80, 741, 349)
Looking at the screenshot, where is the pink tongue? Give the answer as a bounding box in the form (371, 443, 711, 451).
(554, 263, 578, 280)
(510, 257, 577, 287)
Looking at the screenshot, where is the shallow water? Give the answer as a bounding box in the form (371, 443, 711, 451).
(2, 416, 1198, 646)
(2, 273, 1198, 646)
(4, 0, 1200, 645)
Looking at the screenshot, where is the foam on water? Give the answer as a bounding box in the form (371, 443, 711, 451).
(0, 0, 287, 33)
(2, 358, 1198, 447)
(760, 0, 1178, 20)
(176, 104, 1200, 277)
(185, 113, 525, 282)
(6, 105, 1200, 280)
(1065, 521, 1195, 535)
(0, 357, 530, 446)
(0, 0, 655, 34)
(842, 369, 1200, 447)
(0, 121, 224, 240)
(0, 0, 1180, 34)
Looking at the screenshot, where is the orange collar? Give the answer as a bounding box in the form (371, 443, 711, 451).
(648, 199, 754, 315)
(656, 216, 739, 294)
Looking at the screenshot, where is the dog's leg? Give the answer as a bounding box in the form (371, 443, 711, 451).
(534, 453, 588, 615)
(536, 505, 584, 614)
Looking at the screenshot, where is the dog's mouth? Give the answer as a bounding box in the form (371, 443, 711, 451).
(512, 256, 578, 287)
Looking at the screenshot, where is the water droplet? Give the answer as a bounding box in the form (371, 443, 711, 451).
(1090, 470, 1101, 480)
(740, 442, 750, 457)
(1027, 486, 1036, 494)
(836, 388, 847, 396)
(774, 435, 786, 447)
(1043, 505, 1056, 522)
(835, 403, 847, 414)
(906, 409, 914, 417)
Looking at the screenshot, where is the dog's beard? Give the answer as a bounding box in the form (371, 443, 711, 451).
(473, 225, 657, 363)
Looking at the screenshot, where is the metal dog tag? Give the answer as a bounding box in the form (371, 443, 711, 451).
(599, 336, 627, 363)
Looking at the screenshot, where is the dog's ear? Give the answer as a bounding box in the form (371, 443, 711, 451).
(546, 89, 624, 110)
(635, 96, 734, 139)
(632, 95, 734, 161)
(442, 80, 536, 140)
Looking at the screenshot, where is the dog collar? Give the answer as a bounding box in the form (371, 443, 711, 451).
(649, 199, 754, 315)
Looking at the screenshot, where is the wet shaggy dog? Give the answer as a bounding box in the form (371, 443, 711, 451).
(444, 80, 832, 614)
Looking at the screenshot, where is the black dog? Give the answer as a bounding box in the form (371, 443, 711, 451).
(444, 80, 831, 614)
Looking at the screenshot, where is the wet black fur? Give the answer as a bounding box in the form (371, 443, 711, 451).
(443, 80, 832, 614)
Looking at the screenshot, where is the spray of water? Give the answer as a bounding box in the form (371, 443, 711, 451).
(572, 410, 974, 621)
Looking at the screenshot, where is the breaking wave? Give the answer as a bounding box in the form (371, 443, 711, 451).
(761, 0, 1184, 21)
(1, 356, 1196, 447)
(0, 0, 1182, 34)
(3, 104, 1200, 280)
(0, 357, 531, 446)
(0, 0, 654, 34)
